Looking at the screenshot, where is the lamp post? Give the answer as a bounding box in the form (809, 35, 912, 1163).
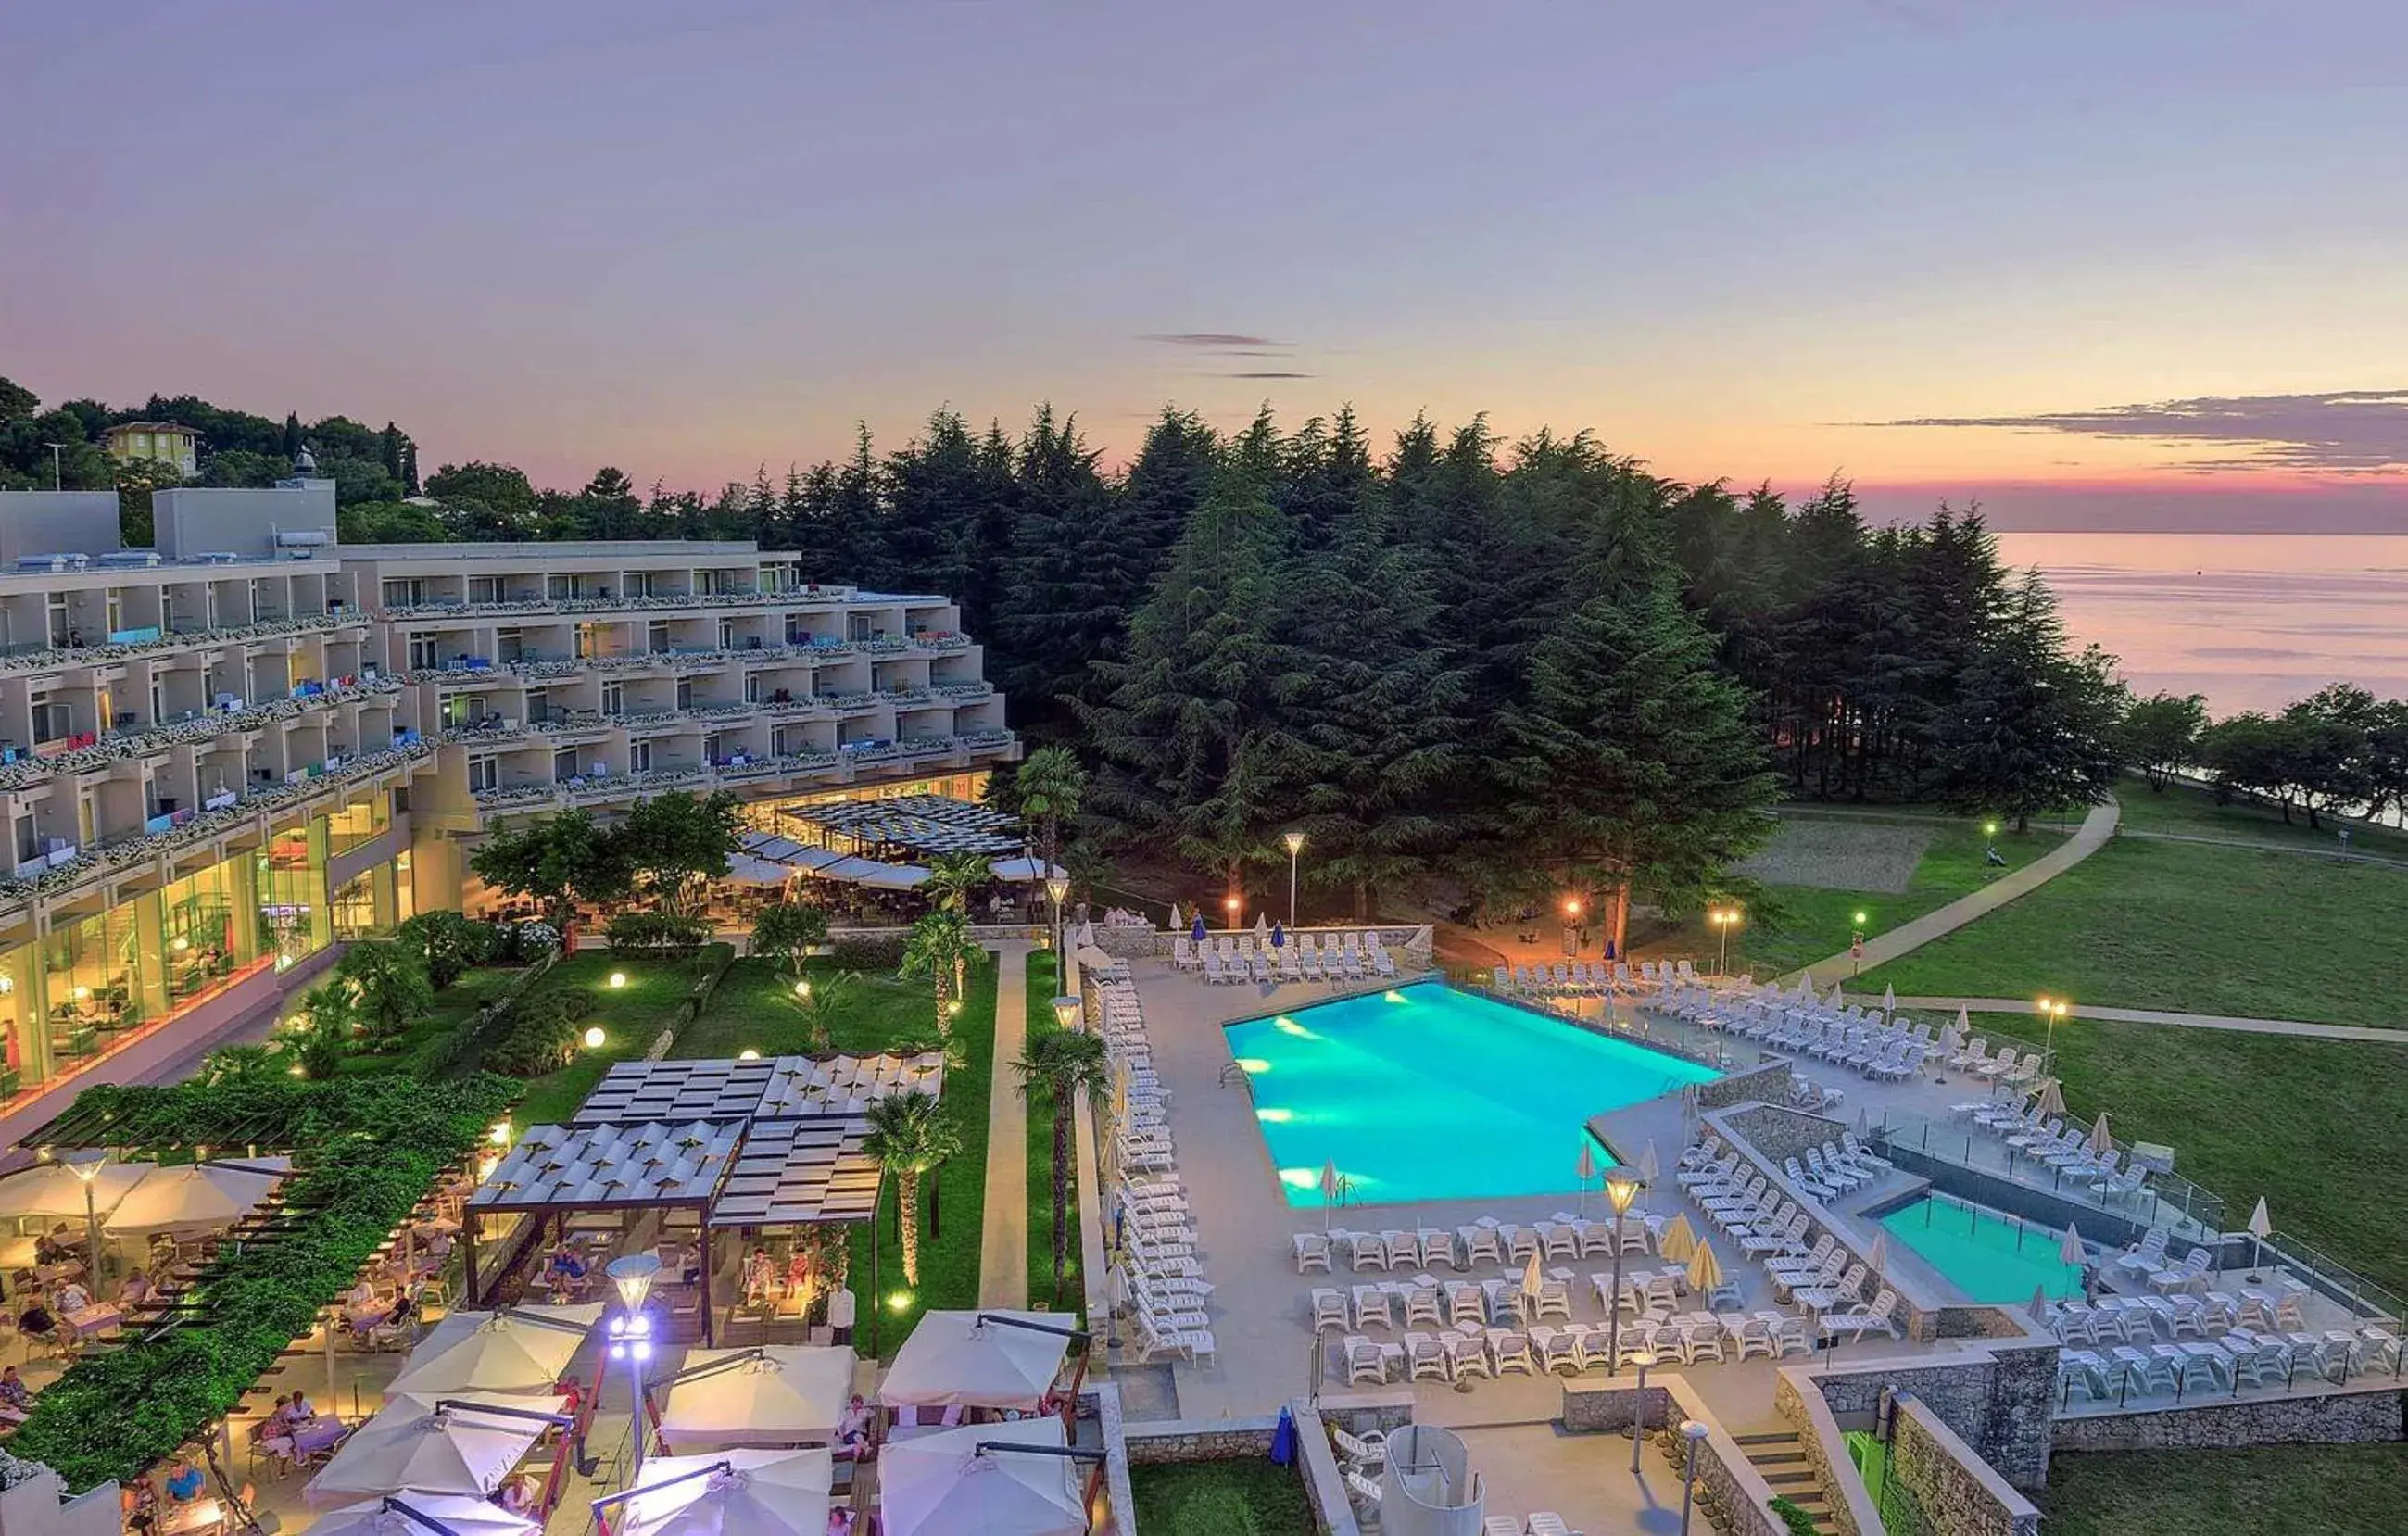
(1052, 994, 1081, 1036)
(1679, 1420, 1710, 1535)
(1282, 831, 1305, 927)
(1563, 897, 1582, 958)
(2036, 996, 2071, 1076)
(1850, 909, 1870, 976)
(1627, 1349, 1657, 1472)
(606, 1253, 662, 1486)
(1045, 873, 1070, 963)
(1708, 905, 1743, 978)
(69, 1152, 107, 1287)
(1605, 1175, 1641, 1374)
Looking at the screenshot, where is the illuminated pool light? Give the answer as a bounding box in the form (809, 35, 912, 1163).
(1234, 1058, 1271, 1074)
(1383, 990, 1407, 1003)
(1256, 1107, 1293, 1123)
(1278, 1167, 1318, 1189)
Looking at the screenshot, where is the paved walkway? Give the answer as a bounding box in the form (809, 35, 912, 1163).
(978, 940, 1034, 1307)
(1778, 799, 2122, 986)
(2117, 827, 2408, 871)
(1893, 996, 2408, 1045)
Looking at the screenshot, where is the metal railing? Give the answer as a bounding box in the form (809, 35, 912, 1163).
(1867, 1106, 2226, 1240)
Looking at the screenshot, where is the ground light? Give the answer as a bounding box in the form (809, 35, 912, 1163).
(887, 1290, 913, 1313)
(609, 971, 627, 988)
(738, 1048, 761, 1061)
(794, 978, 812, 999)
(582, 1026, 605, 1050)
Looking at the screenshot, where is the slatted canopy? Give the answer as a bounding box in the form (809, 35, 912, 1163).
(780, 794, 1023, 856)
(571, 1054, 941, 1127)
(468, 1121, 742, 1214)
(709, 1118, 881, 1228)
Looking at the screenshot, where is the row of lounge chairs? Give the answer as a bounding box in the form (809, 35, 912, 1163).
(1956, 1102, 2150, 1202)
(1092, 978, 1219, 1366)
(1292, 1214, 1658, 1276)
(1657, 983, 1936, 1081)
(1177, 931, 1401, 986)
(1490, 959, 1707, 998)
(1680, 1133, 1904, 1344)
(2056, 1324, 2404, 1405)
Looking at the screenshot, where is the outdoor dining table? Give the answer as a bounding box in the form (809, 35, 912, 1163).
(158, 1497, 225, 1536)
(61, 1303, 120, 1341)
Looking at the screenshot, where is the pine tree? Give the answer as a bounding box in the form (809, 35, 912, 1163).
(1929, 574, 2126, 831)
(399, 439, 421, 497)
(992, 407, 1116, 731)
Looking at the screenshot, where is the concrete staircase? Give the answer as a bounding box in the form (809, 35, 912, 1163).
(1732, 1429, 1840, 1533)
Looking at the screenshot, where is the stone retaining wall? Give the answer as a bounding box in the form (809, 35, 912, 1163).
(1809, 1341, 2059, 1490)
(1713, 1099, 1844, 1159)
(1121, 1414, 1280, 1463)
(1569, 1375, 1788, 1536)
(2050, 1384, 2404, 1452)
(1890, 1394, 2040, 1536)
(1696, 1057, 1797, 1112)
(1774, 1369, 1884, 1536)
(1562, 1379, 1679, 1435)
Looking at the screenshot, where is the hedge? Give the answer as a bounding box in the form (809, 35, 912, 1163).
(10, 1072, 518, 1491)
(827, 935, 907, 971)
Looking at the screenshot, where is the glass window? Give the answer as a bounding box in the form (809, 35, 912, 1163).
(332, 866, 379, 939)
(324, 792, 387, 854)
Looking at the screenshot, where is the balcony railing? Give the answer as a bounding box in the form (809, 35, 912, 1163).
(0, 613, 367, 678)
(0, 676, 407, 793)
(468, 730, 1015, 812)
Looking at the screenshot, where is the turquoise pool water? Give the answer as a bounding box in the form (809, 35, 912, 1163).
(1225, 982, 1719, 1208)
(1880, 1196, 2084, 1302)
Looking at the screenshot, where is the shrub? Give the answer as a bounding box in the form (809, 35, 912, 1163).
(607, 910, 712, 954)
(484, 988, 599, 1076)
(828, 934, 906, 971)
(1769, 1496, 1822, 1536)
(397, 910, 498, 989)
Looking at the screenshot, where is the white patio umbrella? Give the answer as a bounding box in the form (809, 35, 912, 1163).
(877, 1311, 1074, 1414)
(2027, 1285, 2050, 1322)
(721, 854, 793, 888)
(1880, 984, 1897, 1015)
(104, 1159, 289, 1235)
(655, 1346, 854, 1448)
(305, 1392, 566, 1506)
(385, 1303, 603, 1397)
(1955, 1004, 1972, 1037)
(990, 856, 1066, 884)
(1165, 901, 1180, 932)
(1827, 983, 1846, 1009)
(2086, 1111, 2113, 1156)
(879, 1416, 1086, 1536)
(611, 1447, 834, 1536)
(1319, 1159, 1341, 1232)
(2032, 1078, 2066, 1119)
(308, 1493, 537, 1536)
(0, 1159, 154, 1218)
(1866, 1230, 1890, 1281)
(1519, 1250, 1544, 1315)
(2058, 1222, 2086, 1270)
(2247, 1196, 2273, 1276)
(1638, 1141, 1660, 1187)
(1575, 1142, 1596, 1218)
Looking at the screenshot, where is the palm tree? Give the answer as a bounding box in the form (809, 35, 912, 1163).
(862, 1093, 960, 1286)
(785, 968, 860, 1053)
(921, 853, 994, 917)
(1015, 1026, 1112, 1300)
(1014, 747, 1086, 879)
(899, 911, 985, 1036)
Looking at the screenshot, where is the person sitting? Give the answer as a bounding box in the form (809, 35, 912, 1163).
(495, 1477, 536, 1517)
(248, 1396, 293, 1446)
(0, 1365, 34, 1424)
(32, 1229, 68, 1267)
(120, 1267, 156, 1310)
(17, 1296, 55, 1348)
(835, 1394, 873, 1458)
(163, 1457, 205, 1505)
(53, 1278, 91, 1316)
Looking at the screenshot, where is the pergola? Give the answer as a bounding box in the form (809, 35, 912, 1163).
(779, 794, 1025, 859)
(463, 1056, 910, 1344)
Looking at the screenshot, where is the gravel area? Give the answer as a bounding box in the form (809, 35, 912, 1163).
(1734, 816, 1932, 892)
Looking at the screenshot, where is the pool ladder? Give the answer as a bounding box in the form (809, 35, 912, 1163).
(1220, 1061, 1256, 1101)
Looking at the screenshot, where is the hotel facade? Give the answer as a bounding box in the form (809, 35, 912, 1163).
(0, 471, 1015, 1144)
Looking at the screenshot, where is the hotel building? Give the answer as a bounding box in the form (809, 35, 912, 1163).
(0, 467, 1015, 1144)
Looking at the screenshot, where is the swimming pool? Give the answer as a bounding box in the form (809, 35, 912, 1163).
(1880, 1195, 2084, 1303)
(1225, 982, 1719, 1208)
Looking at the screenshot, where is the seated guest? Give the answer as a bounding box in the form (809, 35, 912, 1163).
(496, 1478, 536, 1517)
(53, 1278, 90, 1316)
(163, 1457, 205, 1505)
(835, 1394, 872, 1457)
(248, 1396, 293, 1445)
(120, 1267, 155, 1310)
(0, 1365, 33, 1423)
(17, 1296, 54, 1343)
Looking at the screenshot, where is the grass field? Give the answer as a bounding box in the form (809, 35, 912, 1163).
(2117, 775, 2408, 858)
(1021, 951, 1086, 1312)
(1656, 816, 2061, 979)
(2043, 1443, 2408, 1536)
(507, 951, 713, 1124)
(1860, 836, 2408, 1028)
(676, 956, 934, 1059)
(1128, 1460, 1313, 1536)
(1910, 1011, 2408, 1295)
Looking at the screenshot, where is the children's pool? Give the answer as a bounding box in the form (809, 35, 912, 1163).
(1880, 1195, 2085, 1302)
(1225, 982, 1719, 1208)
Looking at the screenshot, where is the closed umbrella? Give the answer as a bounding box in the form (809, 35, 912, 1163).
(1318, 1160, 1341, 1232)
(1881, 984, 1897, 1016)
(1866, 1230, 1890, 1282)
(1166, 902, 1180, 933)
(2028, 1285, 2051, 1322)
(1937, 1019, 1963, 1060)
(2086, 1111, 2113, 1156)
(2247, 1196, 2273, 1278)
(305, 1392, 565, 1506)
(1191, 914, 1207, 943)
(2058, 1222, 2086, 1271)
(1638, 1141, 1660, 1188)
(880, 1417, 1085, 1536)
(613, 1448, 834, 1536)
(1270, 922, 1285, 951)
(1254, 912, 1269, 939)
(2032, 1078, 2066, 1119)
(1658, 1214, 1698, 1265)
(1519, 1250, 1545, 1318)
(309, 1494, 536, 1536)
(386, 1304, 602, 1396)
(1684, 1240, 1724, 1299)
(1828, 983, 1846, 1009)
(1575, 1142, 1596, 1218)
(1956, 1004, 1972, 1037)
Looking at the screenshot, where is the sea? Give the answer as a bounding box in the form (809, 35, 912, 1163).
(1992, 532, 2408, 716)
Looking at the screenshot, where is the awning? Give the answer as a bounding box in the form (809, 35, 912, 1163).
(877, 1310, 1075, 1412)
(738, 833, 814, 864)
(722, 855, 793, 888)
(990, 857, 1066, 884)
(104, 1159, 289, 1234)
(0, 1159, 156, 1219)
(879, 1416, 1084, 1536)
(851, 861, 931, 890)
(305, 1392, 566, 1506)
(385, 1304, 603, 1397)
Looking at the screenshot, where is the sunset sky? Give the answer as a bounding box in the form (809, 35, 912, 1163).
(6, 1, 2406, 529)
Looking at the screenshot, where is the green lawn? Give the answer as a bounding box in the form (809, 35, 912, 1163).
(1915, 1011, 2408, 1295)
(508, 952, 715, 1125)
(1022, 951, 1086, 1313)
(1128, 1460, 1313, 1536)
(1658, 816, 2060, 979)
(1860, 837, 2408, 1028)
(677, 956, 934, 1059)
(2043, 1444, 2408, 1536)
(2117, 774, 2408, 858)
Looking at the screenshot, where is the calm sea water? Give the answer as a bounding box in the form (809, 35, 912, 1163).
(1993, 533, 2408, 715)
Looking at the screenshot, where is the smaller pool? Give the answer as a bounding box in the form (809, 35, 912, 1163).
(1880, 1196, 2084, 1303)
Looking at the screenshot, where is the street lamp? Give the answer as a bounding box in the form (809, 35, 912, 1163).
(1605, 1175, 1642, 1374)
(1563, 896, 1583, 958)
(69, 1152, 107, 1287)
(1052, 995, 1081, 1034)
(1679, 1420, 1710, 1535)
(2036, 995, 2071, 1075)
(1046, 873, 1071, 961)
(1850, 910, 1871, 976)
(794, 978, 812, 1000)
(1223, 893, 1242, 927)
(1708, 904, 1743, 977)
(1282, 832, 1305, 927)
(1627, 1349, 1657, 1471)
(606, 1253, 662, 1485)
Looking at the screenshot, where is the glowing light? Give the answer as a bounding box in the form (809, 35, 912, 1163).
(582, 1026, 606, 1049)
(1256, 1107, 1293, 1124)
(794, 979, 812, 999)
(887, 1290, 914, 1313)
(609, 972, 628, 989)
(1383, 990, 1406, 1003)
(287, 1064, 306, 1077)
(1273, 1016, 1306, 1036)
(170, 937, 191, 952)
(70, 986, 90, 1001)
(738, 1048, 761, 1061)
(1235, 1058, 1271, 1074)
(488, 1120, 513, 1146)
(1278, 1167, 1318, 1189)
(1851, 911, 1870, 927)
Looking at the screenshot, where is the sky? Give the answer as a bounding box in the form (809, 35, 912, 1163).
(6, 0, 2408, 530)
